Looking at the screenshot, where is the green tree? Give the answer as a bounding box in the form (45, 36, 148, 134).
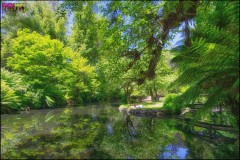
(1, 1, 67, 42)
(62, 1, 107, 65)
(104, 1, 199, 83)
(93, 1, 199, 102)
(1, 1, 67, 67)
(140, 51, 177, 101)
(6, 29, 96, 108)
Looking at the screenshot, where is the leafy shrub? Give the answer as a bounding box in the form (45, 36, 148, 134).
(45, 96, 55, 107)
(1, 68, 43, 109)
(5, 29, 98, 107)
(1, 80, 21, 110)
(163, 93, 183, 115)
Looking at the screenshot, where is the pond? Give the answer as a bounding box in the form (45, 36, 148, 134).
(1, 105, 238, 159)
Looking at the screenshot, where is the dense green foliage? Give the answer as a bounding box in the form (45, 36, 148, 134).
(1, 80, 20, 110)
(1, 68, 29, 112)
(1, 1, 239, 159)
(1, 0, 239, 126)
(1, 1, 67, 41)
(1, 2, 67, 67)
(3, 29, 98, 108)
(171, 1, 239, 124)
(163, 94, 182, 114)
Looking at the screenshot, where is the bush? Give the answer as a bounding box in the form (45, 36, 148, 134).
(1, 80, 21, 111)
(163, 93, 182, 115)
(1, 68, 44, 109)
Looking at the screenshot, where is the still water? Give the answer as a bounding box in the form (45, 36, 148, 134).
(1, 105, 237, 159)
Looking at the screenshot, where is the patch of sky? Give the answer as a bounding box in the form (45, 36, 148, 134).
(66, 11, 73, 36)
(93, 1, 108, 16)
(152, 0, 163, 6)
(166, 19, 195, 50)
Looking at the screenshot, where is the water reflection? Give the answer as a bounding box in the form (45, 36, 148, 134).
(1, 105, 238, 159)
(125, 115, 135, 142)
(158, 144, 188, 159)
(157, 132, 189, 159)
(91, 107, 97, 121)
(107, 123, 113, 135)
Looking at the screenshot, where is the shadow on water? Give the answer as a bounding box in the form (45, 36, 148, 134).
(1, 105, 239, 159)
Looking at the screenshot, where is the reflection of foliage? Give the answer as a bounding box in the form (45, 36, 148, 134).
(45, 111, 55, 123)
(1, 108, 105, 159)
(185, 135, 216, 159)
(1, 116, 44, 156)
(99, 117, 179, 159)
(1, 107, 239, 159)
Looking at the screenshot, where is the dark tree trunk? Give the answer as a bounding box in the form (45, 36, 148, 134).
(153, 85, 158, 101)
(149, 88, 154, 102)
(227, 96, 239, 127)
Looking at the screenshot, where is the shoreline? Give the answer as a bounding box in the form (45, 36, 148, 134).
(119, 106, 171, 117)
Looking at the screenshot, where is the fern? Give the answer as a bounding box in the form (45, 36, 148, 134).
(171, 1, 239, 122)
(1, 80, 21, 110)
(45, 95, 55, 107)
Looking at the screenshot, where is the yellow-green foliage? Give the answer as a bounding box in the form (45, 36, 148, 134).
(1, 80, 20, 109)
(6, 29, 98, 107)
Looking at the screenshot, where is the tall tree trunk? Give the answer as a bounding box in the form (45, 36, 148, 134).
(220, 105, 223, 124)
(124, 83, 133, 104)
(153, 84, 158, 101)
